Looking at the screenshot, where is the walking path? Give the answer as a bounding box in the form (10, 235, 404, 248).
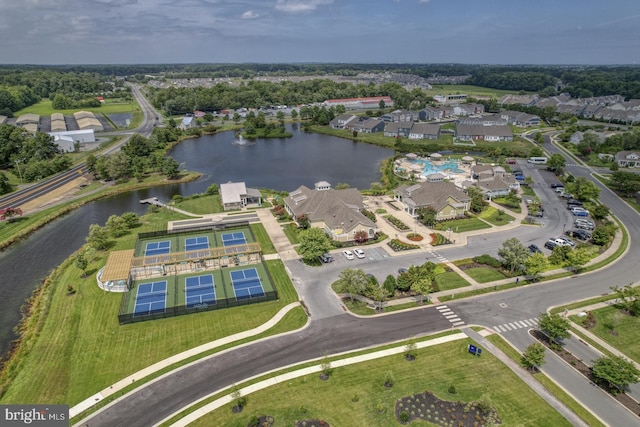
(70, 302, 302, 420)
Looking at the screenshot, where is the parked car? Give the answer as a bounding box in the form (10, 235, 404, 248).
(560, 192, 574, 199)
(398, 268, 408, 275)
(319, 253, 334, 263)
(574, 219, 595, 230)
(343, 250, 355, 260)
(553, 186, 565, 193)
(551, 184, 564, 189)
(557, 237, 575, 247)
(566, 198, 583, 207)
(544, 239, 558, 250)
(566, 229, 592, 241)
(528, 244, 543, 254)
(572, 208, 590, 217)
(354, 248, 366, 259)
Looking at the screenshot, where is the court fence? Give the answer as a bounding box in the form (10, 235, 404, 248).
(118, 289, 278, 324)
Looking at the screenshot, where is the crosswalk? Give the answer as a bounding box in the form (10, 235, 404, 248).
(435, 305, 465, 327)
(492, 318, 538, 333)
(428, 250, 448, 263)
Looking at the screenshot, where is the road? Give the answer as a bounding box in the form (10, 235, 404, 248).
(0, 83, 160, 211)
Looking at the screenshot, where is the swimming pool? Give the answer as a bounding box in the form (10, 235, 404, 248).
(413, 159, 465, 175)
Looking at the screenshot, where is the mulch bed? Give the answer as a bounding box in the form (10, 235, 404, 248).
(248, 415, 274, 427)
(530, 330, 640, 416)
(395, 391, 500, 426)
(294, 420, 330, 427)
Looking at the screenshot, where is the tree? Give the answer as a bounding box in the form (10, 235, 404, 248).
(369, 284, 387, 311)
(416, 206, 437, 227)
(353, 230, 369, 244)
(592, 222, 617, 247)
(548, 245, 572, 265)
(498, 238, 529, 273)
(290, 109, 298, 120)
(0, 172, 13, 195)
(524, 253, 549, 281)
(74, 252, 89, 278)
(591, 355, 640, 391)
(547, 154, 566, 174)
(122, 134, 152, 158)
(205, 183, 219, 195)
(610, 284, 640, 316)
(538, 312, 570, 344)
(106, 214, 128, 237)
(121, 212, 140, 228)
(335, 182, 350, 190)
(0, 206, 22, 222)
(566, 247, 591, 273)
(566, 177, 600, 202)
(334, 268, 369, 301)
(295, 214, 310, 230)
(466, 186, 487, 213)
(404, 340, 417, 361)
(297, 227, 333, 263)
(530, 146, 544, 157)
(383, 274, 396, 297)
(86, 224, 110, 250)
(161, 157, 180, 179)
(521, 343, 546, 371)
(410, 277, 433, 305)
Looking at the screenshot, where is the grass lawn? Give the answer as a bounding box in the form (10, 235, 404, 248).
(434, 271, 471, 291)
(282, 223, 302, 244)
(188, 338, 572, 427)
(477, 206, 515, 226)
(0, 210, 301, 406)
(435, 217, 491, 233)
(250, 223, 276, 255)
(463, 267, 508, 283)
(174, 194, 224, 214)
(428, 84, 526, 97)
(581, 306, 640, 363)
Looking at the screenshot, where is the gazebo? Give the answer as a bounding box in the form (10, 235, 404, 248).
(430, 153, 443, 161)
(406, 153, 418, 160)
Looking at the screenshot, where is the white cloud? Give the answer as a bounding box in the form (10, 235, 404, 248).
(241, 10, 260, 19)
(274, 0, 333, 14)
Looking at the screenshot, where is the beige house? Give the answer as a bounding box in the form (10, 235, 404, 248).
(283, 182, 376, 242)
(615, 151, 640, 168)
(219, 181, 262, 210)
(393, 182, 471, 218)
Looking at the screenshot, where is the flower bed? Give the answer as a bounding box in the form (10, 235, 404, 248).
(388, 239, 420, 251)
(430, 233, 451, 246)
(395, 391, 500, 426)
(384, 215, 409, 230)
(406, 233, 423, 242)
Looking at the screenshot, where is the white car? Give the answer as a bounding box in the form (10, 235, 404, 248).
(343, 250, 355, 260)
(354, 249, 365, 259)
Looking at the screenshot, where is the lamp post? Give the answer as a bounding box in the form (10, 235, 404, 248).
(14, 159, 23, 183)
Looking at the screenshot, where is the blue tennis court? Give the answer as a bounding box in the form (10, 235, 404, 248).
(185, 275, 216, 307)
(230, 268, 265, 300)
(134, 281, 167, 316)
(221, 232, 247, 246)
(185, 236, 209, 251)
(145, 241, 171, 256)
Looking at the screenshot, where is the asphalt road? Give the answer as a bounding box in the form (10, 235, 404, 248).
(81, 134, 640, 425)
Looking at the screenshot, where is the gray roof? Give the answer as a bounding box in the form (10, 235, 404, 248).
(410, 123, 440, 135)
(284, 186, 374, 233)
(395, 182, 471, 210)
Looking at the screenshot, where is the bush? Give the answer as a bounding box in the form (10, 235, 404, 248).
(384, 215, 410, 230)
(361, 208, 377, 222)
(400, 411, 410, 422)
(387, 239, 420, 252)
(473, 254, 502, 268)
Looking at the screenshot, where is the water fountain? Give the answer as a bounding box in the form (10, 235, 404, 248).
(234, 134, 253, 146)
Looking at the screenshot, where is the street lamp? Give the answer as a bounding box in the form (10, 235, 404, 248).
(14, 159, 23, 183)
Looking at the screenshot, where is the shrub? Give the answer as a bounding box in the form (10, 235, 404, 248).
(473, 254, 502, 268)
(400, 411, 410, 422)
(388, 239, 420, 252)
(448, 385, 457, 394)
(384, 215, 410, 230)
(361, 208, 377, 222)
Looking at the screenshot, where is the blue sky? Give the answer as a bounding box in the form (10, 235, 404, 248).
(1, 0, 639, 65)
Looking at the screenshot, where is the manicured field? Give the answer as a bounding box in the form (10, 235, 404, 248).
(434, 271, 471, 291)
(429, 84, 526, 97)
(174, 194, 224, 214)
(436, 217, 491, 233)
(0, 210, 299, 406)
(13, 99, 139, 119)
(477, 206, 515, 226)
(463, 267, 508, 283)
(188, 338, 572, 427)
(582, 306, 640, 363)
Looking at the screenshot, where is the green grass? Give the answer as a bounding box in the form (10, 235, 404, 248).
(462, 267, 508, 283)
(435, 217, 491, 233)
(282, 223, 301, 244)
(0, 211, 300, 406)
(429, 84, 528, 97)
(485, 334, 606, 427)
(174, 194, 224, 214)
(578, 306, 640, 363)
(186, 338, 572, 427)
(476, 206, 515, 226)
(434, 271, 471, 291)
(14, 98, 141, 123)
(250, 223, 276, 255)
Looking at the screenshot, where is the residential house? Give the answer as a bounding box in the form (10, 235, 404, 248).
(393, 182, 471, 218)
(219, 181, 262, 210)
(452, 103, 485, 116)
(457, 114, 507, 126)
(455, 124, 513, 141)
(178, 116, 196, 130)
(434, 94, 467, 104)
(419, 105, 453, 121)
(498, 94, 539, 107)
(329, 114, 357, 130)
(345, 117, 385, 133)
(323, 96, 393, 109)
(499, 110, 541, 127)
(471, 165, 520, 199)
(387, 109, 418, 122)
(384, 121, 413, 138)
(283, 183, 377, 243)
(408, 123, 441, 140)
(615, 151, 640, 168)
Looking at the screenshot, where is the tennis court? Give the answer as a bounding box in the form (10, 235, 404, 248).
(221, 232, 247, 246)
(230, 268, 265, 300)
(145, 241, 171, 256)
(185, 236, 210, 251)
(134, 280, 167, 316)
(185, 274, 216, 307)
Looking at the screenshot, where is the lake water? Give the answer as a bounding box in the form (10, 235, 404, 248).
(0, 128, 394, 359)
